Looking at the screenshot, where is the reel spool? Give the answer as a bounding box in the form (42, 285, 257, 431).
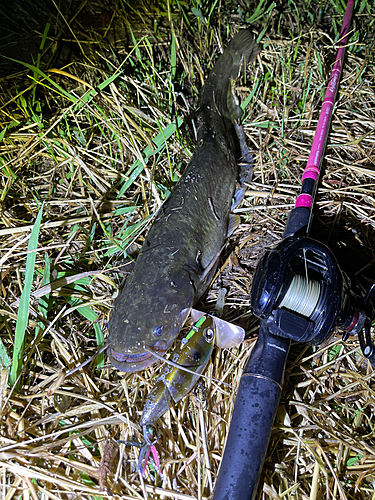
(250, 236, 372, 350)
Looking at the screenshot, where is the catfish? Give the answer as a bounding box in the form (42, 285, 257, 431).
(108, 30, 260, 372)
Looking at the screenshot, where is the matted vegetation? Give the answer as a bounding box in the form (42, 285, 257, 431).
(0, 0, 375, 498)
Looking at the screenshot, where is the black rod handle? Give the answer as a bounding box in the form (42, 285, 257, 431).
(213, 322, 290, 500)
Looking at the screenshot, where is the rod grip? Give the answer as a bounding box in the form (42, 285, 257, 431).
(213, 322, 290, 500)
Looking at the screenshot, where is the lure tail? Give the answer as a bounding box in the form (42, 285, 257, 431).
(199, 30, 260, 122)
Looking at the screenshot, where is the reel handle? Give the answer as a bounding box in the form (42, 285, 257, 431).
(212, 321, 290, 500)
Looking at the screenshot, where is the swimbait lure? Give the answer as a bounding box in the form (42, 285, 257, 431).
(134, 315, 215, 475)
(108, 30, 260, 372)
(140, 315, 215, 431)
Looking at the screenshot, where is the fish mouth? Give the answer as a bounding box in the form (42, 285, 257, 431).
(108, 340, 169, 373)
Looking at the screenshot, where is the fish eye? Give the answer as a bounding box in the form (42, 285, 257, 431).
(204, 327, 214, 343)
(153, 325, 163, 337)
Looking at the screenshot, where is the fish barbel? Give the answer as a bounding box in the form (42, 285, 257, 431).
(140, 315, 215, 430)
(108, 30, 260, 371)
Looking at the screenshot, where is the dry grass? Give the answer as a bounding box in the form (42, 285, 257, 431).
(0, 0, 375, 499)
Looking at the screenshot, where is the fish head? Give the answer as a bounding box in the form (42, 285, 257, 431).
(107, 275, 194, 372)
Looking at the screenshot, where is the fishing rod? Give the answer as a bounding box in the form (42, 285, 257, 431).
(212, 2, 375, 499)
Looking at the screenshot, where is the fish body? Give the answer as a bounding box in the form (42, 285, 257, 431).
(140, 316, 215, 428)
(108, 30, 260, 372)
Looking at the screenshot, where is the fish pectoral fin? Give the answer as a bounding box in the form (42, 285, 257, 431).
(227, 214, 241, 237)
(234, 121, 254, 166)
(232, 184, 245, 210)
(198, 247, 223, 282)
(231, 121, 254, 210)
(227, 78, 242, 122)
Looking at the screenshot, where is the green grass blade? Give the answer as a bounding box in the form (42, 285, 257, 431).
(240, 79, 260, 111)
(104, 215, 151, 257)
(32, 22, 51, 105)
(71, 71, 122, 112)
(3, 57, 77, 103)
(10, 203, 44, 387)
(0, 127, 7, 142)
(245, 0, 276, 24)
(117, 117, 184, 198)
(67, 298, 105, 369)
(191, 7, 206, 24)
(170, 29, 177, 81)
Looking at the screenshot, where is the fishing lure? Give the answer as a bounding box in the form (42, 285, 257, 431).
(123, 316, 215, 476)
(140, 315, 215, 431)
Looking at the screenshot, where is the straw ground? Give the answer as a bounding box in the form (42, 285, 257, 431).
(0, 0, 375, 498)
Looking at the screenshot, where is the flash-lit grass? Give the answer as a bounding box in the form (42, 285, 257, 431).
(0, 0, 375, 499)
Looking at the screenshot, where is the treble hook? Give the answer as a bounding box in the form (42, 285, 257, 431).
(118, 426, 164, 478)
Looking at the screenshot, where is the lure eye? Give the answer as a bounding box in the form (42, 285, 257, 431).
(204, 327, 215, 343)
(194, 351, 201, 361)
(153, 325, 163, 337)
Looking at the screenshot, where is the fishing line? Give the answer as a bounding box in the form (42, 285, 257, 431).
(144, 346, 232, 388)
(279, 275, 321, 318)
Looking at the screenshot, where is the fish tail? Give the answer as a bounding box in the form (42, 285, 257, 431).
(199, 30, 260, 122)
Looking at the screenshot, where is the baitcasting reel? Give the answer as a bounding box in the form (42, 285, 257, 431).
(250, 236, 375, 366)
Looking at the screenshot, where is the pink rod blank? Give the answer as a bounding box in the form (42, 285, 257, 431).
(296, 0, 354, 207)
